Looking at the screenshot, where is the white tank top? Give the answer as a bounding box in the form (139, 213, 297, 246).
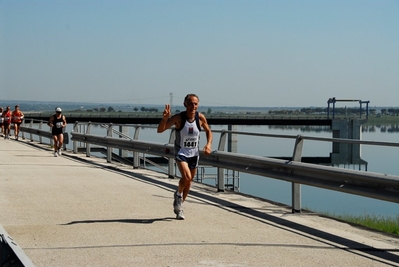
(175, 115, 201, 158)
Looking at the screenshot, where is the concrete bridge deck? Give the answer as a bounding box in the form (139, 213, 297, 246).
(0, 138, 398, 267)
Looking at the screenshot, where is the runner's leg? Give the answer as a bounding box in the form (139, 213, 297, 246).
(53, 135, 59, 152)
(58, 133, 64, 149)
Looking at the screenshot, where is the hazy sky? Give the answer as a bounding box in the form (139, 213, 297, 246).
(1, 0, 398, 107)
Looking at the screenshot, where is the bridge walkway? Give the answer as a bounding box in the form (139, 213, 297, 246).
(0, 139, 398, 266)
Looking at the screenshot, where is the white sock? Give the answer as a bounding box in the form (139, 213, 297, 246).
(176, 192, 182, 197)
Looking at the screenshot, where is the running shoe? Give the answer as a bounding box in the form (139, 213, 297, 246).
(54, 151, 58, 157)
(176, 210, 185, 220)
(173, 191, 183, 214)
(57, 148, 62, 156)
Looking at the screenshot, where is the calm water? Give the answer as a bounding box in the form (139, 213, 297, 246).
(62, 123, 399, 218)
(202, 124, 399, 218)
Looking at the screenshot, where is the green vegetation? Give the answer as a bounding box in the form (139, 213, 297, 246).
(318, 211, 399, 236)
(365, 115, 399, 125)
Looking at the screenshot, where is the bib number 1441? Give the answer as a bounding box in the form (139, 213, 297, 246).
(183, 141, 197, 148)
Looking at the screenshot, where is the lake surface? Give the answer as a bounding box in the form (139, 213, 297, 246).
(208, 124, 399, 218)
(58, 122, 399, 218)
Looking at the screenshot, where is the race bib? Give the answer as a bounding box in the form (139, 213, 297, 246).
(0, 117, 4, 123)
(4, 117, 10, 122)
(56, 122, 63, 128)
(183, 137, 198, 148)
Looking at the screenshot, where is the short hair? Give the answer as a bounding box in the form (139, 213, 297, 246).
(184, 94, 199, 103)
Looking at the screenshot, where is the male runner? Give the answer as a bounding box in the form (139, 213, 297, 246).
(48, 107, 67, 157)
(157, 94, 212, 220)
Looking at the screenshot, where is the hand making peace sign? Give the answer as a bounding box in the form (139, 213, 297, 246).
(163, 104, 171, 118)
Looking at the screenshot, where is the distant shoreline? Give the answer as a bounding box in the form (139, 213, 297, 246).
(1, 100, 398, 113)
(21, 110, 399, 126)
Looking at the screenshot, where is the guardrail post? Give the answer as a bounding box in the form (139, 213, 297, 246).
(119, 125, 128, 158)
(21, 118, 25, 139)
(167, 129, 176, 178)
(29, 120, 33, 141)
(291, 135, 304, 213)
(226, 125, 238, 191)
(107, 123, 113, 163)
(86, 122, 92, 157)
(39, 121, 44, 144)
(62, 127, 67, 151)
(217, 130, 228, 192)
(133, 126, 141, 168)
(227, 125, 237, 153)
(73, 122, 79, 154)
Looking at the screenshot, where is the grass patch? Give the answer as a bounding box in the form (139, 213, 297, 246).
(318, 212, 399, 236)
(336, 214, 399, 235)
(365, 115, 399, 125)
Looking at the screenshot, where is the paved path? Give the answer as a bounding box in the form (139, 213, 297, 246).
(0, 138, 398, 266)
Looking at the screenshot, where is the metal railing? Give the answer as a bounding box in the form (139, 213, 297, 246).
(20, 120, 399, 214)
(71, 122, 176, 175)
(1, 225, 35, 267)
(19, 119, 69, 150)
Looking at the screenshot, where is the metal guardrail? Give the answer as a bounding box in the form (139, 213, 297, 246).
(20, 120, 399, 214)
(19, 119, 69, 148)
(0, 226, 35, 267)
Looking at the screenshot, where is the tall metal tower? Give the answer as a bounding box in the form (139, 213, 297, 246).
(169, 93, 173, 111)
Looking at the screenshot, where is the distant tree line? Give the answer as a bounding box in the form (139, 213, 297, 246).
(298, 107, 366, 115)
(132, 107, 159, 112)
(268, 107, 399, 116)
(82, 106, 398, 116)
(268, 109, 301, 115)
(380, 108, 399, 115)
(86, 106, 120, 112)
(85, 106, 160, 113)
(139, 107, 158, 112)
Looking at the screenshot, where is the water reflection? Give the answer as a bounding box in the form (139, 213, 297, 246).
(269, 123, 399, 133)
(362, 124, 399, 133)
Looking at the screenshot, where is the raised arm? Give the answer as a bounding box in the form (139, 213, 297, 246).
(157, 104, 180, 133)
